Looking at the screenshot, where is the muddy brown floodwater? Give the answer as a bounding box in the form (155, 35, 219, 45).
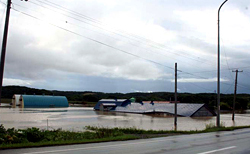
(0, 107, 249, 131)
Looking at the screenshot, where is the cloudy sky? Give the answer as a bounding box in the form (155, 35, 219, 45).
(0, 0, 250, 93)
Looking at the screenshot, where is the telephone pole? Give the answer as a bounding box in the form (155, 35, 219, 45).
(0, 0, 28, 105)
(232, 69, 243, 121)
(0, 0, 11, 105)
(174, 63, 177, 130)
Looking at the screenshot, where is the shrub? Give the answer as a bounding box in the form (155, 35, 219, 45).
(20, 127, 45, 142)
(205, 122, 225, 130)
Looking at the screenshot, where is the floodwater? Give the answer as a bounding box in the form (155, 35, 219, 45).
(0, 107, 249, 131)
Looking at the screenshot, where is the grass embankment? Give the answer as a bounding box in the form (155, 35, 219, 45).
(86, 125, 250, 137)
(0, 125, 137, 149)
(1, 99, 11, 104)
(1, 124, 250, 149)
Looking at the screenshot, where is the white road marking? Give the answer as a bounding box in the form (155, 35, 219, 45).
(197, 146, 236, 154)
(21, 138, 173, 154)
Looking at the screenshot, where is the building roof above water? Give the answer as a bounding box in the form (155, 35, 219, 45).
(99, 99, 127, 102)
(21, 95, 69, 108)
(101, 103, 117, 106)
(143, 101, 180, 104)
(94, 99, 130, 110)
(115, 103, 206, 117)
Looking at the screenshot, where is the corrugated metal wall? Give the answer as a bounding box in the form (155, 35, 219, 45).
(21, 95, 69, 108)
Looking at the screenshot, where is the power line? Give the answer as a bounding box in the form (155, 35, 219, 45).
(243, 70, 250, 75)
(224, 82, 234, 93)
(0, 1, 6, 27)
(37, 0, 250, 94)
(189, 66, 250, 74)
(30, 0, 223, 68)
(14, 3, 249, 82)
(178, 75, 214, 92)
(12, 8, 176, 71)
(38, 0, 211, 59)
(220, 81, 250, 92)
(179, 71, 208, 79)
(39, 0, 102, 24)
(0, 1, 6, 6)
(241, 71, 250, 78)
(221, 38, 234, 80)
(12, 7, 212, 80)
(1, 1, 248, 95)
(12, 1, 201, 69)
(29, 0, 249, 81)
(237, 84, 250, 91)
(239, 66, 250, 69)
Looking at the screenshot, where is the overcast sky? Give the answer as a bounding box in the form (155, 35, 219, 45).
(0, 0, 250, 93)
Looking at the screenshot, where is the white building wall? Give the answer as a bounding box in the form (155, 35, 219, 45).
(12, 94, 21, 107)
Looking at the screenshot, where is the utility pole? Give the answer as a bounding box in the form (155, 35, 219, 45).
(232, 69, 243, 121)
(174, 63, 177, 130)
(217, 0, 228, 128)
(0, 0, 12, 105)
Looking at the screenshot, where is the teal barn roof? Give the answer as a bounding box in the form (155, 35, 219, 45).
(22, 95, 69, 108)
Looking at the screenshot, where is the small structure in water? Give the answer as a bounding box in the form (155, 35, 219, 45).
(94, 100, 216, 117)
(12, 94, 21, 107)
(94, 99, 131, 110)
(12, 94, 69, 108)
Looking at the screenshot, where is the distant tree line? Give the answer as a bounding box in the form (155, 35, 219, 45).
(2, 86, 250, 110)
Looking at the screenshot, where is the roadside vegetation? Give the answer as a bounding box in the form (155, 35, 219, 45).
(0, 124, 137, 149)
(0, 98, 12, 104)
(1, 124, 250, 149)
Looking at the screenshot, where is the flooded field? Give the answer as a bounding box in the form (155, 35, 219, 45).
(0, 107, 249, 131)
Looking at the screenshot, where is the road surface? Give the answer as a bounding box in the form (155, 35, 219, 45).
(2, 128, 250, 154)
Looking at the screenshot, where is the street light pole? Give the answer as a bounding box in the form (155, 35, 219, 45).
(217, 0, 228, 127)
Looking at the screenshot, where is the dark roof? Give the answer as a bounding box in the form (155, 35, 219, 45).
(115, 103, 212, 117)
(94, 99, 130, 110)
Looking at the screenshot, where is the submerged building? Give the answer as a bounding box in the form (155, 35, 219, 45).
(94, 100, 216, 117)
(94, 99, 131, 111)
(12, 94, 69, 108)
(12, 94, 21, 107)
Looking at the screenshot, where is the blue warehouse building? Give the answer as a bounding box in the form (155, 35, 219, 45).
(19, 95, 69, 108)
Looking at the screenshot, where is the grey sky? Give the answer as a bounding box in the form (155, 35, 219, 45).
(0, 0, 250, 93)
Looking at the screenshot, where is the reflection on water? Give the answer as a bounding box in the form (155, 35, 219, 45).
(0, 107, 249, 131)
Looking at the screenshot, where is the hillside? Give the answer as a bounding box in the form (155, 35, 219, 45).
(2, 86, 250, 110)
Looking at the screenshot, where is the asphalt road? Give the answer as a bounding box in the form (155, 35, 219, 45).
(2, 128, 250, 154)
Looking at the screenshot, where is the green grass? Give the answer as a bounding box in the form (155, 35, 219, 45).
(0, 135, 138, 149)
(86, 125, 250, 135)
(203, 125, 250, 132)
(1, 124, 250, 150)
(1, 98, 11, 104)
(0, 125, 138, 149)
